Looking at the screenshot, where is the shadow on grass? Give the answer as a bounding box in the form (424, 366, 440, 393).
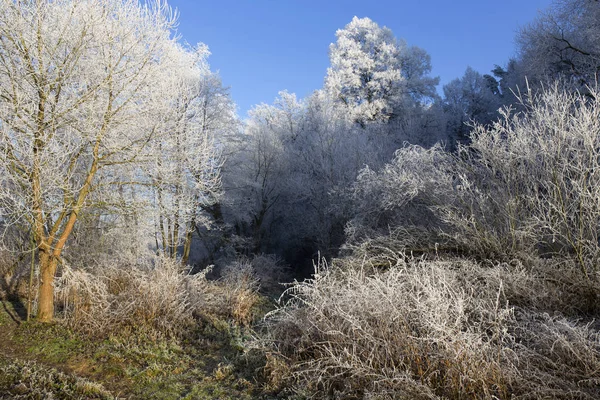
(1, 297, 27, 324)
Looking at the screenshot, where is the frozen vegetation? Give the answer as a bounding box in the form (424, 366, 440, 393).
(1, 0, 600, 398)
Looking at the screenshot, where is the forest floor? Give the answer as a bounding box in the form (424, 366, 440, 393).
(0, 298, 274, 399)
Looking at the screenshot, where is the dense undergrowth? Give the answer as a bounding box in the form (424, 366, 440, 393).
(258, 250, 600, 399)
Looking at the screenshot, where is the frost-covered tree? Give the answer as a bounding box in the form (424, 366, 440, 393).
(224, 89, 388, 264)
(0, 0, 179, 321)
(325, 16, 438, 126)
(517, 0, 600, 88)
(148, 44, 233, 264)
(223, 92, 300, 254)
(443, 67, 501, 148)
(325, 16, 401, 124)
(284, 90, 368, 256)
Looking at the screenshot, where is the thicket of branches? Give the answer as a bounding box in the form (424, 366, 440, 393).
(350, 85, 600, 272)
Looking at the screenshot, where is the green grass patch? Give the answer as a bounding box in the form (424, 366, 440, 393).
(0, 301, 274, 399)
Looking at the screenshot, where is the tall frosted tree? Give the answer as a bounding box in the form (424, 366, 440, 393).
(325, 16, 438, 126)
(0, 0, 180, 321)
(148, 44, 233, 264)
(223, 92, 300, 253)
(325, 16, 402, 124)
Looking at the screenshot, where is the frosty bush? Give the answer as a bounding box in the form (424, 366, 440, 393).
(349, 143, 453, 248)
(258, 252, 600, 399)
(458, 84, 600, 275)
(55, 254, 265, 338)
(353, 84, 600, 274)
(55, 256, 195, 339)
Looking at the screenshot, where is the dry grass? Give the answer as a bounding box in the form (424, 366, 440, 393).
(54, 255, 264, 339)
(257, 252, 600, 399)
(55, 256, 195, 339)
(188, 259, 264, 326)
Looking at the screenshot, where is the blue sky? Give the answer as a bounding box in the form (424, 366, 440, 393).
(167, 0, 553, 118)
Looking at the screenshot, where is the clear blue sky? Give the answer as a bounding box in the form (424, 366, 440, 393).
(167, 0, 553, 118)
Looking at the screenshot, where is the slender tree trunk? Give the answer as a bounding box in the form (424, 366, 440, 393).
(35, 151, 99, 322)
(167, 217, 174, 257)
(182, 227, 193, 265)
(157, 189, 168, 254)
(37, 250, 58, 322)
(27, 231, 35, 322)
(173, 207, 180, 258)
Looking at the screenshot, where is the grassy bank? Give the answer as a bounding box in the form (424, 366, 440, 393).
(0, 298, 272, 399)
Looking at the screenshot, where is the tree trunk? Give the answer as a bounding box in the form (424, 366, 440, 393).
(37, 250, 58, 322)
(182, 228, 193, 265)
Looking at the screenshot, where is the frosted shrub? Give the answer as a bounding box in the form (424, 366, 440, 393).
(350, 136, 536, 260)
(444, 85, 600, 271)
(353, 84, 600, 273)
(350, 143, 453, 248)
(57, 255, 261, 337)
(55, 256, 195, 339)
(259, 253, 600, 399)
(511, 311, 600, 397)
(260, 256, 514, 398)
(188, 258, 264, 326)
(221, 261, 261, 325)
